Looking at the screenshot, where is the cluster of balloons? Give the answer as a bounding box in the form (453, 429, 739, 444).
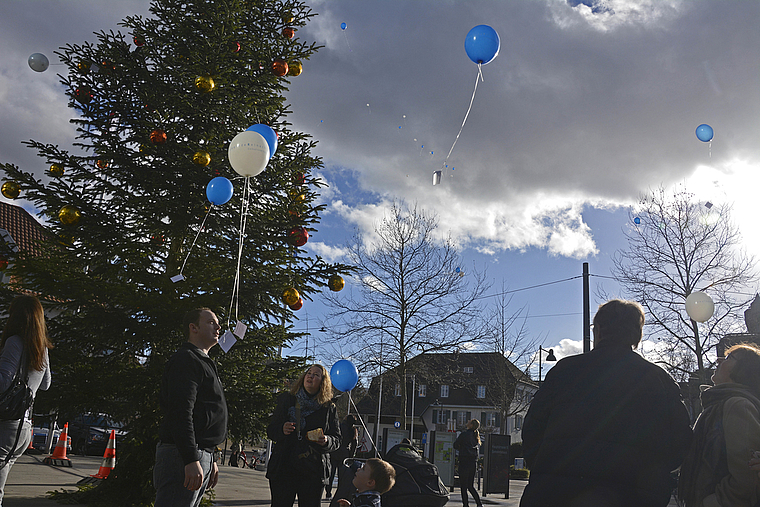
(331, 359, 358, 392)
(228, 124, 278, 177)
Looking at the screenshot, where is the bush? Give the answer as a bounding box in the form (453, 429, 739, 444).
(509, 465, 529, 480)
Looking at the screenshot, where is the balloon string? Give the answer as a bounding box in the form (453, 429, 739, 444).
(441, 64, 483, 170)
(178, 205, 214, 277)
(228, 177, 250, 328)
(343, 32, 352, 51)
(349, 392, 378, 455)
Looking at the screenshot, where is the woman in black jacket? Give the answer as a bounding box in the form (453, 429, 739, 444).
(267, 364, 341, 507)
(454, 419, 482, 507)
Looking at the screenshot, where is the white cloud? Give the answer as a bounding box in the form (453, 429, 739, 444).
(306, 241, 348, 263)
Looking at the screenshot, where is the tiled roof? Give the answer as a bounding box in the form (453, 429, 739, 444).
(0, 202, 48, 255)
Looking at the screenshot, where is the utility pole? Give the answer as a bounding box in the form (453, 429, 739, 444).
(583, 262, 591, 353)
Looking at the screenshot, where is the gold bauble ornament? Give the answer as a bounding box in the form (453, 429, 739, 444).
(282, 287, 300, 306)
(49, 163, 64, 177)
(282, 12, 295, 23)
(192, 151, 211, 166)
(328, 274, 345, 292)
(77, 61, 91, 74)
(195, 75, 215, 93)
(287, 61, 303, 77)
(58, 205, 81, 226)
(1, 181, 20, 199)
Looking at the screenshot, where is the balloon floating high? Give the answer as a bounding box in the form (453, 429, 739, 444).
(696, 124, 714, 143)
(245, 124, 278, 159)
(634, 217, 641, 225)
(228, 130, 270, 177)
(1, 181, 20, 199)
(206, 177, 234, 205)
(685, 291, 714, 322)
(464, 25, 500, 65)
(328, 274, 345, 292)
(341, 22, 347, 30)
(331, 359, 359, 392)
(28, 53, 49, 72)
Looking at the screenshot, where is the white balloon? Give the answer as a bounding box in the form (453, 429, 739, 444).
(28, 53, 49, 72)
(228, 130, 270, 177)
(685, 291, 714, 323)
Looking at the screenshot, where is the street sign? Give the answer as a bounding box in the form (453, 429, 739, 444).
(422, 432, 427, 444)
(393, 421, 400, 428)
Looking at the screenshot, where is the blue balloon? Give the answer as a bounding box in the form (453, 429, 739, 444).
(634, 217, 640, 225)
(206, 177, 234, 205)
(696, 124, 714, 143)
(464, 25, 500, 65)
(330, 359, 358, 392)
(245, 124, 278, 159)
(341, 22, 347, 30)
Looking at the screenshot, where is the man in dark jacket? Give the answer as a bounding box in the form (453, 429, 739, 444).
(520, 299, 692, 507)
(154, 308, 228, 507)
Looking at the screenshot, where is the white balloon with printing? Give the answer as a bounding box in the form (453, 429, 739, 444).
(228, 130, 270, 177)
(685, 291, 714, 322)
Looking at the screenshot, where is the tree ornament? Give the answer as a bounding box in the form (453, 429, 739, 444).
(289, 188, 306, 203)
(328, 274, 345, 292)
(49, 163, 64, 177)
(192, 150, 211, 166)
(293, 173, 306, 185)
(271, 59, 288, 77)
(133, 36, 145, 47)
(0, 256, 8, 270)
(28, 53, 49, 72)
(287, 61, 303, 76)
(288, 226, 309, 247)
(282, 12, 295, 23)
(150, 129, 167, 144)
(289, 297, 303, 311)
(75, 86, 94, 104)
(77, 61, 91, 74)
(282, 27, 296, 39)
(96, 159, 109, 169)
(195, 75, 215, 93)
(101, 60, 116, 72)
(59, 205, 81, 225)
(282, 287, 300, 306)
(230, 41, 241, 52)
(1, 181, 20, 199)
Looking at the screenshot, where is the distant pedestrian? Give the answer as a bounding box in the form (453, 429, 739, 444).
(267, 364, 341, 507)
(454, 419, 482, 507)
(228, 442, 240, 467)
(678, 343, 760, 507)
(327, 414, 358, 502)
(520, 299, 692, 507)
(154, 308, 228, 507)
(0, 295, 52, 504)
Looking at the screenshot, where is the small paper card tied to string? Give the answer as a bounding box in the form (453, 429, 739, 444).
(432, 171, 442, 186)
(219, 330, 237, 353)
(233, 321, 247, 339)
(170, 274, 185, 283)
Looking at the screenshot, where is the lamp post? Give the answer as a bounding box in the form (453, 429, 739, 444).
(538, 346, 557, 383)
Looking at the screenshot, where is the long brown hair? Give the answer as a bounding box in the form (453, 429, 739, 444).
(2, 295, 52, 371)
(290, 364, 333, 406)
(468, 418, 481, 445)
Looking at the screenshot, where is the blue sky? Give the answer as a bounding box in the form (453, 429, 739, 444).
(1, 0, 759, 377)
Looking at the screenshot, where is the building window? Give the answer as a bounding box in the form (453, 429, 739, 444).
(394, 384, 401, 397)
(418, 384, 426, 397)
(485, 412, 498, 427)
(440, 385, 449, 398)
(457, 411, 469, 427)
(477, 385, 486, 398)
(435, 409, 449, 424)
(463, 366, 474, 374)
(515, 415, 523, 431)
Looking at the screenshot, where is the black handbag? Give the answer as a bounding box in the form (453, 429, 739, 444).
(0, 355, 33, 421)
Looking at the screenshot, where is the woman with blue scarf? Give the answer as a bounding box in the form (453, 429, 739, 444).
(267, 364, 341, 507)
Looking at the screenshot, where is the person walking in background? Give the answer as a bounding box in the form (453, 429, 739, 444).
(267, 364, 341, 507)
(0, 295, 52, 505)
(678, 343, 760, 507)
(228, 442, 240, 467)
(520, 299, 692, 507)
(454, 419, 482, 507)
(327, 414, 358, 502)
(154, 308, 228, 507)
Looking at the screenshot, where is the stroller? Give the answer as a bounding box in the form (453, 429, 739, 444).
(381, 442, 449, 507)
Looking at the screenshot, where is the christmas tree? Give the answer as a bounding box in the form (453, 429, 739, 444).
(0, 0, 348, 503)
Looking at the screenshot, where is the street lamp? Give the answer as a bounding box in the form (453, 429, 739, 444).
(538, 346, 557, 383)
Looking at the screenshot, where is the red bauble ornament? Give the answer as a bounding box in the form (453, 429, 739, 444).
(230, 41, 241, 52)
(271, 59, 288, 77)
(150, 129, 167, 144)
(133, 36, 145, 47)
(75, 86, 93, 104)
(288, 227, 308, 247)
(96, 159, 109, 169)
(0, 257, 8, 271)
(289, 297, 303, 311)
(282, 27, 296, 39)
(293, 172, 306, 185)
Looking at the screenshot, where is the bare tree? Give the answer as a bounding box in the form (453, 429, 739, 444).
(321, 201, 490, 424)
(611, 186, 757, 383)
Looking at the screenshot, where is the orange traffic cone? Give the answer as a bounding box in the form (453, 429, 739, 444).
(43, 422, 72, 467)
(90, 430, 116, 479)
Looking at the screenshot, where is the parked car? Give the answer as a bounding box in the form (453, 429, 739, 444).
(68, 413, 127, 456)
(31, 417, 71, 452)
